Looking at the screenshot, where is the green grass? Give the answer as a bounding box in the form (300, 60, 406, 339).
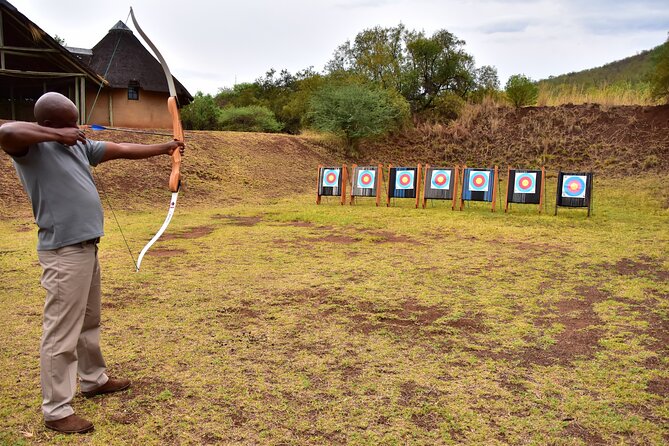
(0, 176, 667, 445)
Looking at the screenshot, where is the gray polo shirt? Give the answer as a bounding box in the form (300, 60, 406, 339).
(12, 139, 107, 250)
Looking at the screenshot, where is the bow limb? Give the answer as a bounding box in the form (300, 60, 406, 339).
(130, 7, 184, 270)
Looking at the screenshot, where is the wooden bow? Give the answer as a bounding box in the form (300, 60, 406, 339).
(130, 7, 184, 270)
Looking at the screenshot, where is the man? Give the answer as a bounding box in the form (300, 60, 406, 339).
(0, 92, 185, 434)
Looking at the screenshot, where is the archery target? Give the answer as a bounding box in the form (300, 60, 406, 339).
(514, 172, 536, 194)
(469, 171, 490, 192)
(562, 175, 587, 198)
(322, 169, 340, 187)
(431, 170, 451, 190)
(357, 169, 376, 189)
(395, 170, 415, 190)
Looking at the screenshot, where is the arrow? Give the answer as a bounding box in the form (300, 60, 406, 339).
(84, 124, 181, 138)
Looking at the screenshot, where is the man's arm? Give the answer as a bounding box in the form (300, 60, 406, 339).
(0, 122, 86, 157)
(100, 140, 185, 163)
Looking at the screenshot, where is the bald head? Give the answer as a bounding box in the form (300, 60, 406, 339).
(34, 92, 79, 128)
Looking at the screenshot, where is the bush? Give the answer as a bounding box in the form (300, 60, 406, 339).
(649, 40, 669, 103)
(181, 92, 221, 130)
(218, 106, 282, 133)
(307, 83, 410, 154)
(428, 92, 466, 120)
(505, 74, 539, 108)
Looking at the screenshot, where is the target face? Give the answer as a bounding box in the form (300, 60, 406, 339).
(562, 175, 587, 198)
(357, 169, 376, 189)
(514, 172, 536, 194)
(395, 170, 415, 190)
(322, 169, 340, 187)
(430, 170, 451, 190)
(469, 171, 490, 192)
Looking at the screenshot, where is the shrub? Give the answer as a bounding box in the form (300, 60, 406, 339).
(218, 106, 282, 133)
(181, 92, 221, 130)
(307, 83, 410, 154)
(505, 74, 539, 108)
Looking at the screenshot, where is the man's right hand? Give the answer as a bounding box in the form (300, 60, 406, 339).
(60, 128, 88, 146)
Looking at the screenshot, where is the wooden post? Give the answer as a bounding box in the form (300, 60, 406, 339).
(415, 164, 422, 209)
(504, 165, 511, 213)
(340, 164, 348, 206)
(539, 166, 545, 214)
(316, 164, 323, 205)
(452, 165, 459, 211)
(386, 164, 392, 207)
(459, 165, 466, 211)
(350, 164, 357, 205)
(422, 164, 430, 209)
(587, 174, 593, 217)
(491, 165, 498, 212)
(377, 164, 383, 207)
(554, 170, 560, 216)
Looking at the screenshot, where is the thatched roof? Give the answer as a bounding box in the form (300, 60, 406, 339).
(87, 21, 192, 105)
(0, 0, 106, 85)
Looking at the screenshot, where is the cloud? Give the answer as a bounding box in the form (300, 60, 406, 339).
(476, 19, 531, 34)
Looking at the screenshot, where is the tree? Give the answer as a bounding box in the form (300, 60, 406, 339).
(218, 106, 282, 133)
(405, 30, 476, 110)
(505, 74, 539, 107)
(469, 65, 501, 103)
(307, 83, 409, 154)
(181, 92, 220, 130)
(649, 40, 669, 103)
(326, 25, 478, 113)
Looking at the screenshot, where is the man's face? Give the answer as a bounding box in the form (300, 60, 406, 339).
(44, 106, 79, 129)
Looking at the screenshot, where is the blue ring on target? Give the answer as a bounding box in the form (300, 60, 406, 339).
(358, 169, 375, 189)
(430, 170, 451, 190)
(322, 168, 340, 187)
(395, 170, 414, 190)
(562, 175, 586, 198)
(469, 171, 490, 192)
(514, 172, 536, 194)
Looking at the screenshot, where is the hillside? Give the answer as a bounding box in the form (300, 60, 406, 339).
(535, 41, 667, 105)
(1, 103, 668, 215)
(0, 130, 339, 216)
(364, 103, 669, 175)
(539, 43, 664, 88)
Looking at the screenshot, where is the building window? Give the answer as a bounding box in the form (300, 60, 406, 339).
(128, 81, 140, 100)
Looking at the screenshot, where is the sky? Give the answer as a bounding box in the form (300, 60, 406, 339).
(16, 0, 669, 96)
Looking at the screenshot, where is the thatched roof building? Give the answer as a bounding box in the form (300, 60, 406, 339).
(85, 21, 192, 106)
(0, 0, 193, 128)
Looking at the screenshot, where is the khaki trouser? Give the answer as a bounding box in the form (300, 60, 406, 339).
(37, 241, 108, 421)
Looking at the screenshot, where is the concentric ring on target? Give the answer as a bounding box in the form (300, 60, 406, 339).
(562, 175, 586, 198)
(469, 171, 490, 192)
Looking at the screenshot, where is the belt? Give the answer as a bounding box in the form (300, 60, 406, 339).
(81, 237, 100, 246)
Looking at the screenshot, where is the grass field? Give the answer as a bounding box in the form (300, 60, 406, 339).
(0, 175, 667, 445)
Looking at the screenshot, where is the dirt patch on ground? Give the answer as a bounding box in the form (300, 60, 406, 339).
(349, 299, 458, 335)
(146, 248, 187, 257)
(314, 234, 361, 244)
(481, 285, 606, 367)
(365, 230, 422, 245)
(605, 255, 669, 282)
(561, 422, 607, 445)
(161, 225, 214, 240)
(647, 377, 669, 397)
(213, 215, 263, 227)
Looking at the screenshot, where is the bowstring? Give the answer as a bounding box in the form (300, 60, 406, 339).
(86, 9, 138, 270)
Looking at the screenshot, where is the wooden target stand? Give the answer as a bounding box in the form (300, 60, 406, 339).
(459, 165, 499, 212)
(554, 171, 594, 217)
(421, 164, 460, 210)
(316, 164, 348, 205)
(504, 166, 545, 213)
(349, 164, 383, 206)
(386, 164, 422, 208)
